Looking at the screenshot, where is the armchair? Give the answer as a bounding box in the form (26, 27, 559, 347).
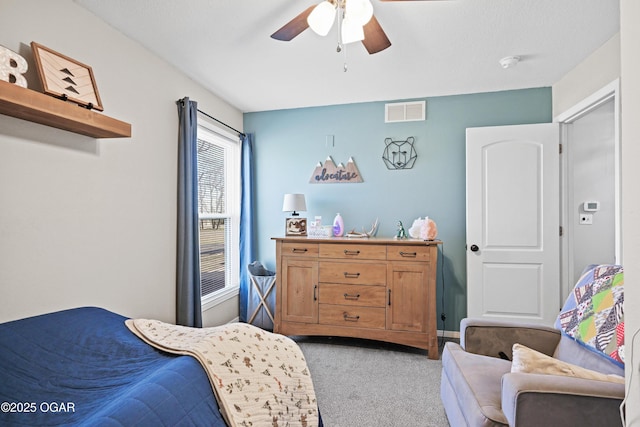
(441, 319, 624, 426)
(441, 264, 625, 426)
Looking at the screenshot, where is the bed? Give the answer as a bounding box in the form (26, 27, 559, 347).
(0, 307, 322, 426)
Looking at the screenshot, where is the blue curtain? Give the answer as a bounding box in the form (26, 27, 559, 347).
(239, 133, 255, 322)
(176, 97, 202, 327)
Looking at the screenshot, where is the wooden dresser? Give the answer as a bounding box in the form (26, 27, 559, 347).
(272, 237, 441, 359)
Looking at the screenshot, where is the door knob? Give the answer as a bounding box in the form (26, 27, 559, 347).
(470, 244, 479, 252)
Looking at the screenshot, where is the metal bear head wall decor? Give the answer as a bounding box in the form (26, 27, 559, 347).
(382, 137, 417, 170)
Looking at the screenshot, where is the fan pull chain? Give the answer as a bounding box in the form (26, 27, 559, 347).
(336, 4, 343, 54)
(336, 3, 348, 72)
(343, 44, 348, 72)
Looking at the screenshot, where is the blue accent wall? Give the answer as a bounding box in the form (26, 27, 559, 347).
(243, 87, 552, 332)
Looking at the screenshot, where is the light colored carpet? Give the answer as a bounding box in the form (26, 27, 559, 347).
(294, 336, 451, 427)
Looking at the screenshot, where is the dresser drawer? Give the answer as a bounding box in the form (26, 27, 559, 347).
(387, 245, 432, 261)
(319, 283, 386, 307)
(319, 305, 385, 329)
(319, 243, 386, 260)
(319, 261, 386, 285)
(282, 242, 319, 257)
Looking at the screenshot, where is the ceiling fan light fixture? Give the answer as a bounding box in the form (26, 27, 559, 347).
(341, 17, 365, 44)
(345, 0, 374, 26)
(307, 1, 337, 36)
(273, 0, 391, 57)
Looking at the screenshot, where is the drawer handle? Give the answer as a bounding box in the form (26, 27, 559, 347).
(399, 251, 417, 257)
(314, 285, 318, 301)
(343, 313, 360, 322)
(388, 289, 391, 306)
(343, 293, 361, 300)
(343, 272, 361, 279)
(292, 248, 308, 253)
(344, 250, 361, 256)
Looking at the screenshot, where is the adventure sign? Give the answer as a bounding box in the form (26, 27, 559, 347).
(309, 156, 363, 184)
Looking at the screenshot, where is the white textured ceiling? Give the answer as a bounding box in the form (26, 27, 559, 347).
(76, 0, 619, 113)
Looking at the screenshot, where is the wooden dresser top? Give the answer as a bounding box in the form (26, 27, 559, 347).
(272, 236, 441, 246)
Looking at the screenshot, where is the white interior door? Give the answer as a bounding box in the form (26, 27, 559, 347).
(466, 123, 560, 326)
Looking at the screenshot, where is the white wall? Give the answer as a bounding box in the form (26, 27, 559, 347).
(620, 1, 640, 424)
(552, 33, 620, 118)
(559, 5, 640, 423)
(554, 10, 640, 424)
(0, 0, 241, 324)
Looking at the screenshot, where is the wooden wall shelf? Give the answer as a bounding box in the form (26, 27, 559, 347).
(0, 80, 131, 138)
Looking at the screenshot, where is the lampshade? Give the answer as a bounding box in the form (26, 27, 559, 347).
(307, 1, 337, 36)
(282, 194, 307, 216)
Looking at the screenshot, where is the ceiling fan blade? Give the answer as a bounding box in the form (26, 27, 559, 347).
(362, 15, 391, 54)
(270, 5, 316, 41)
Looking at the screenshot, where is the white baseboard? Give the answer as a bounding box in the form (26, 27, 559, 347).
(437, 329, 460, 339)
(227, 317, 240, 324)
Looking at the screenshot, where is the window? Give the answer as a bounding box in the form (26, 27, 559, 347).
(196, 121, 240, 307)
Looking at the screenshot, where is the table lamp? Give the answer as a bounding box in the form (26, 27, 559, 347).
(282, 193, 307, 236)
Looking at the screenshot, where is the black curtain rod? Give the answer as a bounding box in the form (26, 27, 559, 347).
(197, 108, 246, 138)
(177, 97, 246, 138)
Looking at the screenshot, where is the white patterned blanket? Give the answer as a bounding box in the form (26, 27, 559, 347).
(126, 319, 318, 427)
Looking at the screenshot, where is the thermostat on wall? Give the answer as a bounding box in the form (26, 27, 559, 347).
(583, 201, 600, 212)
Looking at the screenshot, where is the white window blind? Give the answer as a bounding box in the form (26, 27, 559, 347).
(196, 123, 240, 300)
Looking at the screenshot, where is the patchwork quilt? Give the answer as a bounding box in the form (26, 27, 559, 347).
(555, 264, 624, 367)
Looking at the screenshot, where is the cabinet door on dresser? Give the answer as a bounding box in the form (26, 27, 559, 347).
(386, 261, 429, 332)
(281, 258, 318, 324)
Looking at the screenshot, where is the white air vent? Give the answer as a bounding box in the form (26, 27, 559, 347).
(385, 101, 426, 123)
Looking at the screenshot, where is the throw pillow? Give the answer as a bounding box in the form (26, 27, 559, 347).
(511, 343, 624, 384)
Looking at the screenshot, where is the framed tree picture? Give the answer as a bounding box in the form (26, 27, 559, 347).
(30, 42, 103, 111)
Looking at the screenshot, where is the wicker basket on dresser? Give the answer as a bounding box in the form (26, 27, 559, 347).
(272, 237, 442, 359)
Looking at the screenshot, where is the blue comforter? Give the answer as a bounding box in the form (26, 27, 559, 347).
(0, 307, 225, 426)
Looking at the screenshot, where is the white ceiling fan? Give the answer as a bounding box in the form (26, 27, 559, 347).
(271, 0, 441, 55)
